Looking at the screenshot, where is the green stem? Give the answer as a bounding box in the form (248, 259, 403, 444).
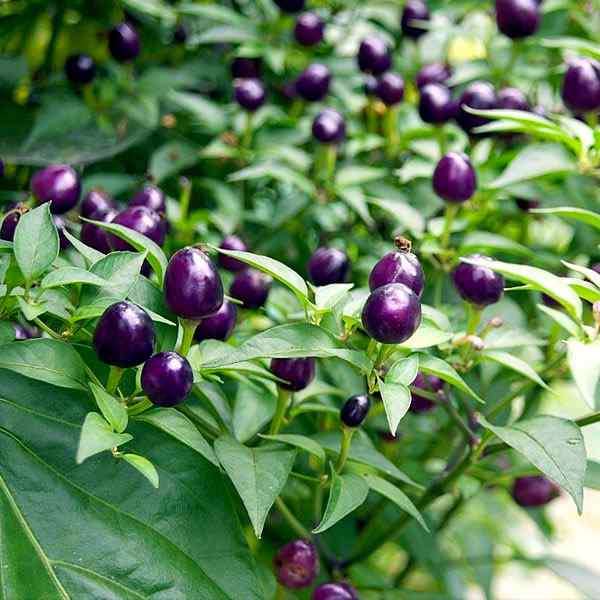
(435, 125, 447, 157)
(177, 318, 198, 357)
(241, 111, 254, 152)
(178, 178, 192, 227)
(366, 99, 378, 134)
(466, 303, 481, 335)
(383, 105, 399, 158)
(106, 366, 124, 395)
(127, 397, 152, 416)
(42, 2, 64, 76)
(269, 388, 292, 435)
(275, 497, 312, 539)
(440, 204, 459, 249)
(33, 318, 61, 340)
(323, 144, 337, 188)
(334, 426, 354, 473)
(274, 583, 286, 600)
(441, 399, 479, 446)
(576, 411, 600, 427)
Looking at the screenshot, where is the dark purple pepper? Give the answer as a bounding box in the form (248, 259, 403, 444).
(230, 268, 272, 309)
(401, 0, 430, 39)
(308, 246, 350, 285)
(357, 36, 392, 75)
(313, 582, 358, 600)
(561, 57, 600, 114)
(294, 13, 324, 46)
(541, 292, 560, 309)
(130, 184, 166, 214)
(231, 57, 261, 79)
(592, 263, 600, 275)
(93, 301, 155, 367)
(452, 254, 505, 307)
(340, 394, 370, 427)
(65, 54, 96, 85)
(312, 109, 346, 145)
(271, 358, 316, 391)
(173, 23, 188, 44)
(369, 249, 424, 297)
(376, 72, 404, 106)
(109, 22, 141, 63)
(13, 323, 33, 341)
(31, 164, 81, 214)
(0, 159, 4, 178)
(512, 475, 559, 507)
(53, 216, 70, 250)
(496, 0, 540, 39)
(497, 86, 529, 111)
(274, 0, 306, 13)
(81, 209, 117, 254)
(361, 283, 421, 344)
(110, 206, 165, 251)
(416, 63, 452, 89)
(409, 372, 444, 413)
(194, 299, 237, 342)
(274, 539, 319, 589)
(141, 351, 193, 407)
(164, 247, 224, 320)
(363, 75, 378, 96)
(1, 205, 27, 242)
(515, 197, 540, 211)
(456, 81, 497, 133)
(234, 78, 267, 111)
(218, 235, 248, 272)
(81, 189, 115, 220)
(433, 152, 477, 203)
(419, 83, 454, 124)
(296, 63, 331, 102)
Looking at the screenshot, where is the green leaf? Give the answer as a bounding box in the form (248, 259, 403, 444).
(63, 229, 104, 265)
(89, 382, 128, 433)
(178, 3, 247, 25)
(76, 412, 132, 464)
(13, 204, 59, 282)
(212, 247, 308, 300)
(0, 338, 87, 390)
(537, 304, 580, 337)
(337, 187, 374, 227)
(17, 296, 47, 321)
(41, 267, 109, 289)
(149, 140, 199, 183)
(400, 322, 453, 349)
(378, 378, 411, 436)
(460, 231, 531, 257)
(197, 25, 258, 45)
(584, 461, 600, 490)
(232, 384, 276, 443)
(546, 557, 600, 600)
(418, 354, 483, 403)
(214, 435, 296, 538)
(313, 469, 369, 533)
(462, 256, 582, 321)
(122, 0, 175, 20)
(121, 453, 160, 489)
(562, 260, 600, 289)
(0, 321, 15, 344)
(363, 473, 429, 532)
(260, 434, 326, 464)
(314, 283, 354, 310)
(168, 91, 226, 134)
(387, 356, 419, 385)
(487, 144, 576, 189)
(482, 351, 548, 389)
(335, 165, 386, 188)
(136, 408, 219, 467)
(480, 415, 586, 513)
(566, 339, 600, 409)
(228, 161, 316, 195)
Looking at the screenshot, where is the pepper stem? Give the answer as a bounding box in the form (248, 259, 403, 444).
(466, 303, 482, 335)
(334, 425, 355, 473)
(177, 318, 198, 357)
(440, 204, 459, 249)
(106, 366, 124, 395)
(269, 388, 292, 435)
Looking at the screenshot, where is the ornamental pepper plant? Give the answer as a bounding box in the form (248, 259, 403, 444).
(2, 1, 600, 598)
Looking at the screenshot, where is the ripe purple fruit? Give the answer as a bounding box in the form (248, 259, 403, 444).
(308, 246, 350, 285)
(271, 358, 316, 391)
(31, 164, 81, 214)
(234, 78, 267, 112)
(363, 75, 378, 96)
(173, 24, 188, 44)
(81, 209, 117, 254)
(340, 394, 370, 427)
(361, 283, 421, 344)
(231, 57, 261, 79)
(273, 539, 318, 589)
(416, 63, 451, 89)
(53, 216, 70, 250)
(274, 0, 306, 13)
(401, 0, 430, 39)
(515, 197, 540, 211)
(0, 204, 27, 242)
(497, 86, 529, 111)
(109, 22, 141, 63)
(376, 72, 405, 106)
(93, 301, 155, 367)
(13, 322, 35, 341)
(452, 254, 505, 307)
(130, 183, 166, 214)
(194, 299, 237, 342)
(164, 247, 224, 320)
(409, 372, 444, 413)
(496, 0, 540, 39)
(0, 159, 4, 178)
(369, 243, 424, 297)
(218, 235, 248, 272)
(357, 36, 392, 75)
(230, 268, 272, 309)
(296, 63, 331, 102)
(561, 57, 600, 114)
(512, 475, 560, 507)
(294, 13, 324, 46)
(65, 54, 96, 85)
(419, 83, 454, 124)
(81, 189, 115, 220)
(312, 109, 346, 144)
(110, 206, 166, 250)
(313, 582, 358, 600)
(141, 352, 194, 407)
(433, 152, 477, 203)
(456, 81, 497, 133)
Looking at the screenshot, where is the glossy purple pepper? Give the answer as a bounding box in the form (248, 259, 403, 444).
(312, 109, 346, 144)
(271, 358, 316, 391)
(433, 152, 477, 203)
(0, 205, 26, 242)
(357, 36, 392, 75)
(452, 254, 505, 307)
(274, 0, 305, 13)
(401, 0, 430, 39)
(496, 0, 540, 39)
(561, 57, 600, 114)
(409, 372, 444, 413)
(419, 83, 454, 124)
(313, 582, 358, 600)
(173, 23, 188, 44)
(130, 184, 166, 214)
(497, 86, 529, 111)
(93, 301, 155, 367)
(273, 539, 319, 589)
(65, 54, 96, 85)
(81, 189, 115, 220)
(308, 247, 350, 285)
(361, 283, 421, 344)
(230, 268, 272, 309)
(194, 299, 237, 342)
(81, 209, 117, 254)
(164, 247, 224, 320)
(376, 72, 404, 106)
(416, 63, 452, 89)
(296, 63, 331, 102)
(369, 244, 424, 297)
(31, 164, 81, 214)
(109, 22, 141, 63)
(142, 352, 194, 407)
(234, 78, 267, 111)
(340, 394, 371, 427)
(364, 75, 378, 96)
(512, 475, 560, 507)
(231, 57, 261, 79)
(456, 81, 497, 133)
(294, 13, 324, 46)
(110, 206, 166, 250)
(218, 235, 248, 272)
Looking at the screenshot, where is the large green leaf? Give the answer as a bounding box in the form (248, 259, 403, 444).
(0, 372, 263, 599)
(214, 435, 296, 538)
(480, 416, 586, 513)
(418, 354, 483, 403)
(482, 351, 548, 389)
(566, 339, 600, 409)
(41, 267, 110, 290)
(378, 378, 411, 436)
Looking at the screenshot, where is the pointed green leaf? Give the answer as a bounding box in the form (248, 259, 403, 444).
(89, 382, 128, 433)
(567, 339, 600, 409)
(41, 267, 110, 289)
(482, 351, 548, 389)
(122, 453, 160, 488)
(531, 206, 600, 231)
(418, 354, 483, 403)
(76, 412, 132, 464)
(378, 378, 411, 436)
(260, 434, 326, 464)
(387, 356, 419, 385)
(537, 304, 580, 337)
